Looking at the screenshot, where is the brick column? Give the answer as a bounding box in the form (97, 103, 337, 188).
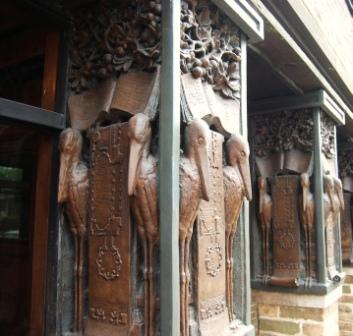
(339, 268, 353, 335)
(252, 287, 342, 336)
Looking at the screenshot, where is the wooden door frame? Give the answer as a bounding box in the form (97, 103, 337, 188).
(29, 31, 62, 336)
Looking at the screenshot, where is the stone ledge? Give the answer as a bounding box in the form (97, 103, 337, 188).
(343, 267, 353, 277)
(252, 286, 342, 309)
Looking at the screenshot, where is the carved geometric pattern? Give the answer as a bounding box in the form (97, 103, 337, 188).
(96, 237, 122, 281)
(204, 244, 223, 277)
(199, 295, 226, 320)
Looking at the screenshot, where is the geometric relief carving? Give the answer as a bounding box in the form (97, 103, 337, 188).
(205, 244, 223, 277)
(86, 122, 131, 334)
(200, 295, 226, 321)
(195, 131, 230, 335)
(269, 175, 301, 287)
(96, 238, 122, 281)
(90, 307, 128, 326)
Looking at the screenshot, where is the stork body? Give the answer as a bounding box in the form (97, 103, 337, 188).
(179, 119, 211, 336)
(128, 113, 158, 336)
(58, 128, 88, 333)
(299, 173, 315, 287)
(333, 177, 345, 222)
(223, 135, 252, 321)
(258, 176, 272, 285)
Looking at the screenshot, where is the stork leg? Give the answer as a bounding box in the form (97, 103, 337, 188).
(225, 232, 230, 320)
(148, 242, 155, 336)
(229, 232, 235, 321)
(265, 227, 270, 281)
(77, 234, 84, 332)
(73, 234, 79, 332)
(180, 239, 186, 336)
(304, 228, 309, 287)
(261, 227, 266, 283)
(184, 236, 192, 336)
(142, 238, 149, 336)
(308, 230, 312, 287)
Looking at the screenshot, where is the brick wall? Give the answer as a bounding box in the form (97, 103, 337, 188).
(252, 287, 342, 336)
(339, 269, 353, 335)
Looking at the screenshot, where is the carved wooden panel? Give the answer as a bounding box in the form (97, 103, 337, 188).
(326, 220, 338, 280)
(341, 193, 353, 264)
(269, 175, 301, 287)
(195, 131, 229, 335)
(86, 123, 131, 335)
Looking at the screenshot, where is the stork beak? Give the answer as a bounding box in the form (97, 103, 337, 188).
(302, 186, 307, 212)
(338, 185, 345, 210)
(128, 140, 143, 196)
(328, 187, 335, 212)
(196, 143, 210, 201)
(58, 153, 70, 203)
(239, 159, 252, 201)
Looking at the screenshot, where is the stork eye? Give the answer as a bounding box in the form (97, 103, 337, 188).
(240, 150, 246, 157)
(198, 136, 204, 145)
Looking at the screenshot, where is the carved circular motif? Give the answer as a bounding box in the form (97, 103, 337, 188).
(204, 244, 222, 277)
(96, 241, 122, 280)
(278, 232, 295, 250)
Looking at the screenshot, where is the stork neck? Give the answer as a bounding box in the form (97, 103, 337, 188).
(141, 139, 151, 158)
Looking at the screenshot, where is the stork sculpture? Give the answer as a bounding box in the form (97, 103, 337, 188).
(127, 113, 158, 336)
(258, 176, 272, 285)
(323, 174, 335, 223)
(223, 134, 252, 321)
(299, 173, 315, 287)
(179, 119, 211, 336)
(58, 128, 88, 333)
(333, 177, 345, 222)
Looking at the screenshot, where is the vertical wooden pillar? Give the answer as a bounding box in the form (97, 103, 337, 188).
(313, 107, 327, 284)
(159, 1, 181, 335)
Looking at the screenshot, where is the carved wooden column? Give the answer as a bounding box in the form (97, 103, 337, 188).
(338, 143, 353, 265)
(249, 91, 345, 336)
(338, 141, 353, 334)
(57, 1, 263, 335)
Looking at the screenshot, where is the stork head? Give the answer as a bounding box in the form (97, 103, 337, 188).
(184, 118, 211, 201)
(333, 177, 344, 210)
(226, 134, 252, 201)
(127, 113, 152, 196)
(58, 128, 83, 203)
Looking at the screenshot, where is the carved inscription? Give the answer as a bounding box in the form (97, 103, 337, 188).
(326, 220, 338, 279)
(90, 307, 128, 326)
(200, 296, 226, 321)
(196, 131, 230, 334)
(270, 175, 301, 284)
(86, 123, 131, 334)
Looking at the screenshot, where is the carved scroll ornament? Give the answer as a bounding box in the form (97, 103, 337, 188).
(69, 0, 161, 93)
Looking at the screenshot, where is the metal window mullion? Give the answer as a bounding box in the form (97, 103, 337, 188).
(159, 1, 181, 335)
(313, 107, 327, 284)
